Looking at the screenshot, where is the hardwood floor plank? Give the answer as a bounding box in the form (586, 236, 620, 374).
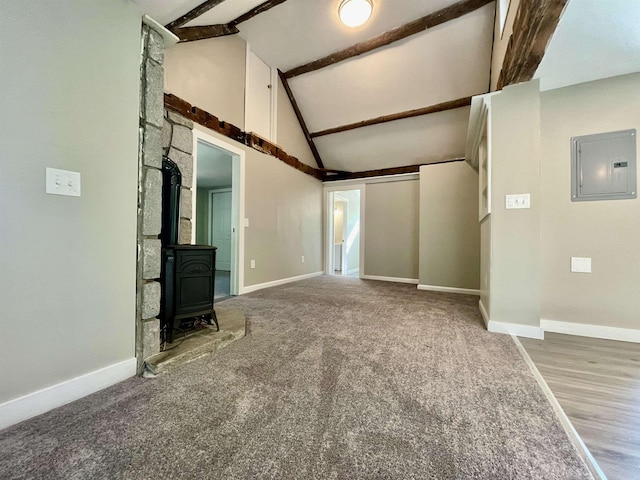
(520, 332, 640, 480)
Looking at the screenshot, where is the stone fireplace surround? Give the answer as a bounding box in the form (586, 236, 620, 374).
(136, 22, 196, 372)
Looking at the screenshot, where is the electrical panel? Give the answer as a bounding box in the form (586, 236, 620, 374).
(571, 129, 636, 202)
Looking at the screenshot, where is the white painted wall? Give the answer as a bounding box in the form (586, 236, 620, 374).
(0, 1, 141, 404)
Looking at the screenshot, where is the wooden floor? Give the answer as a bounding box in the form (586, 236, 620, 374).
(520, 333, 640, 480)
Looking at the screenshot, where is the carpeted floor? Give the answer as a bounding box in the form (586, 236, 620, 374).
(0, 276, 593, 479)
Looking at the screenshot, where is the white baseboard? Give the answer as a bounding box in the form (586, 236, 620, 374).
(417, 284, 480, 295)
(360, 275, 419, 284)
(0, 357, 136, 431)
(511, 336, 606, 480)
(347, 268, 359, 275)
(240, 271, 324, 294)
(487, 320, 544, 339)
(541, 318, 640, 344)
(477, 300, 544, 339)
(478, 299, 490, 328)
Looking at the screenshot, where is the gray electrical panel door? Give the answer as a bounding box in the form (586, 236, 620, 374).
(571, 129, 637, 201)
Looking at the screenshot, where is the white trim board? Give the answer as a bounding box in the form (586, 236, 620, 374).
(361, 275, 419, 284)
(511, 336, 607, 480)
(0, 358, 136, 431)
(478, 300, 544, 339)
(192, 128, 245, 297)
(541, 319, 640, 344)
(418, 284, 480, 295)
(323, 173, 419, 187)
(142, 15, 179, 47)
(241, 271, 324, 294)
(488, 321, 544, 339)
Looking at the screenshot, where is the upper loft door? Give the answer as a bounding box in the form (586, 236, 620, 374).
(245, 49, 276, 142)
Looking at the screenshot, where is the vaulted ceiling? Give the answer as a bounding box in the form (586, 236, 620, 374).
(132, 0, 640, 177)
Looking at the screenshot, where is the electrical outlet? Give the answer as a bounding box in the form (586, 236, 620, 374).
(301, 256, 305, 263)
(250, 259, 256, 269)
(46, 168, 81, 197)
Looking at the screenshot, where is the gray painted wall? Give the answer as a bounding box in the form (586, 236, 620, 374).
(419, 162, 480, 290)
(540, 73, 640, 329)
(244, 148, 323, 285)
(364, 180, 420, 279)
(164, 32, 324, 289)
(164, 36, 247, 129)
(488, 80, 541, 327)
(276, 77, 317, 168)
(0, 0, 141, 403)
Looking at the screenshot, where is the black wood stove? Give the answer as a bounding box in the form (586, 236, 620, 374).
(160, 157, 218, 344)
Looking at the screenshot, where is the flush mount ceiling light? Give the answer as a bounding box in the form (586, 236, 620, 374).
(339, 0, 373, 28)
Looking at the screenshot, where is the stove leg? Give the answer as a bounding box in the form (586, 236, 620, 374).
(203, 312, 220, 332)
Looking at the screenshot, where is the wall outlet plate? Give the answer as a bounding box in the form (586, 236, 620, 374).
(571, 257, 592, 273)
(505, 193, 530, 209)
(46, 168, 81, 197)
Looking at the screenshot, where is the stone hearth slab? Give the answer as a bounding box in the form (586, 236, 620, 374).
(144, 308, 245, 376)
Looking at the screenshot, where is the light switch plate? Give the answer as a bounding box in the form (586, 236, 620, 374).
(505, 193, 530, 209)
(244, 218, 250, 227)
(571, 257, 591, 273)
(46, 168, 81, 197)
(250, 259, 256, 269)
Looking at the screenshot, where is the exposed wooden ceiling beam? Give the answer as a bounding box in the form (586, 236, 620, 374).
(165, 0, 227, 32)
(497, 0, 569, 89)
(229, 0, 289, 27)
(284, 0, 494, 79)
(172, 24, 239, 42)
(322, 159, 466, 182)
(310, 96, 474, 138)
(278, 70, 326, 169)
(164, 93, 323, 180)
(172, 0, 290, 42)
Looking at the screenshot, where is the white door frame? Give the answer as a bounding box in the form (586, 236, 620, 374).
(323, 185, 365, 277)
(192, 128, 245, 296)
(334, 194, 349, 274)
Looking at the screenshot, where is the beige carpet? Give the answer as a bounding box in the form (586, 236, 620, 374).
(0, 276, 593, 479)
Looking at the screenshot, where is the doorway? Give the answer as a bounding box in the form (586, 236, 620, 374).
(192, 129, 245, 298)
(326, 187, 364, 277)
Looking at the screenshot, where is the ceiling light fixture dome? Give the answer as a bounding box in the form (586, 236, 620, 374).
(339, 0, 373, 28)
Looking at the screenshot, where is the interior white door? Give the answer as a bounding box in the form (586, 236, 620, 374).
(211, 191, 232, 271)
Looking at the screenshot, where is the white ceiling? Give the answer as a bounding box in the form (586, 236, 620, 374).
(235, 0, 471, 71)
(535, 0, 640, 91)
(196, 142, 233, 189)
(314, 107, 471, 171)
(133, 0, 640, 175)
(290, 5, 493, 133)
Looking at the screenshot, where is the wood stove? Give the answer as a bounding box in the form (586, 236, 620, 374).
(160, 157, 218, 344)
